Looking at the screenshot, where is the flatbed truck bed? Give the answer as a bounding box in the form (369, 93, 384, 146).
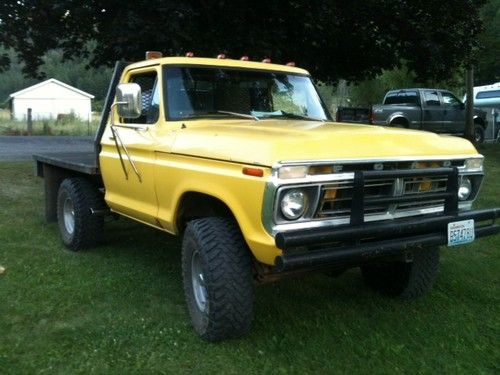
(34, 152, 99, 176)
(34, 152, 103, 223)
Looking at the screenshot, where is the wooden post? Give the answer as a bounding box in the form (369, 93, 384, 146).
(27, 108, 33, 135)
(465, 68, 474, 143)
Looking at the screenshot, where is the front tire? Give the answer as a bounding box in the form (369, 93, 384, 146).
(56, 177, 105, 250)
(182, 217, 254, 341)
(361, 247, 440, 299)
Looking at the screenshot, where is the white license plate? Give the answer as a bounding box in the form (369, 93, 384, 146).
(447, 219, 475, 246)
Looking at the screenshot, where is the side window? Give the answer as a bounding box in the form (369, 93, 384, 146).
(476, 90, 500, 99)
(124, 71, 159, 124)
(384, 91, 419, 105)
(423, 91, 440, 106)
(441, 92, 462, 107)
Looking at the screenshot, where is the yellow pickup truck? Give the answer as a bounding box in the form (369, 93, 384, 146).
(34, 54, 499, 341)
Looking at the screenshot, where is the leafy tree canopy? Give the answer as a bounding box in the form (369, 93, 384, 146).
(0, 0, 486, 82)
(0, 46, 112, 104)
(476, 0, 500, 84)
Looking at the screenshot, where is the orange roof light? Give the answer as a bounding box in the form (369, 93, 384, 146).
(145, 51, 163, 60)
(186, 51, 194, 57)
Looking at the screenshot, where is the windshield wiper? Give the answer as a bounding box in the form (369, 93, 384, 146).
(265, 110, 325, 122)
(215, 110, 259, 121)
(180, 111, 259, 121)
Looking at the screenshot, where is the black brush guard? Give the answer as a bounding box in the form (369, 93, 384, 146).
(274, 167, 500, 272)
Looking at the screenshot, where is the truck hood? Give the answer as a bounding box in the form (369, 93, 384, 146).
(170, 120, 478, 167)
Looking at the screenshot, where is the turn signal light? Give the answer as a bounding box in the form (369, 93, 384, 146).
(243, 167, 264, 177)
(278, 166, 308, 179)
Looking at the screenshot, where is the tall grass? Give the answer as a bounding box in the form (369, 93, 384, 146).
(0, 109, 100, 136)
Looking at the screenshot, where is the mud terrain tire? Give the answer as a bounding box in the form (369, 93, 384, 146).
(57, 177, 105, 250)
(182, 217, 254, 341)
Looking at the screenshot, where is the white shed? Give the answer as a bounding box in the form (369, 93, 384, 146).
(9, 79, 94, 121)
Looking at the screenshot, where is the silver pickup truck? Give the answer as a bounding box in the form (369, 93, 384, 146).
(371, 88, 488, 143)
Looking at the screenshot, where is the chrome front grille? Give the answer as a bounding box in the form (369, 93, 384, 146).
(315, 173, 449, 219)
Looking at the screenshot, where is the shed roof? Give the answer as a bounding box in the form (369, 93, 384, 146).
(9, 78, 95, 99)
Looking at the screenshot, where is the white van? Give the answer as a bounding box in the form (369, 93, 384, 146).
(463, 82, 500, 107)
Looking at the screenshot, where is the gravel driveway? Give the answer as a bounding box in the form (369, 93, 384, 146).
(0, 136, 94, 161)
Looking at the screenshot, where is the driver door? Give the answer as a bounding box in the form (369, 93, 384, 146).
(100, 67, 161, 225)
(421, 90, 444, 133)
(440, 91, 465, 135)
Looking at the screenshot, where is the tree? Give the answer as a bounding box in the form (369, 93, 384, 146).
(476, 0, 500, 84)
(0, 0, 486, 83)
(0, 46, 112, 104)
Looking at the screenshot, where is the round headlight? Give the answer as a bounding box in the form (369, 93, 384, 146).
(280, 189, 307, 220)
(458, 177, 472, 201)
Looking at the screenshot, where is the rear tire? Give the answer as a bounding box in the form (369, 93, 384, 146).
(182, 217, 254, 341)
(56, 177, 105, 250)
(361, 247, 440, 299)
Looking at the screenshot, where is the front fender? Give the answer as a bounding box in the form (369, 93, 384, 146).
(154, 153, 279, 265)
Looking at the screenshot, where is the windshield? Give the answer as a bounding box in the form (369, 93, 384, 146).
(163, 66, 330, 121)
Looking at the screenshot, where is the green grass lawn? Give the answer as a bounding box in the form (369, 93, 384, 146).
(1, 146, 499, 374)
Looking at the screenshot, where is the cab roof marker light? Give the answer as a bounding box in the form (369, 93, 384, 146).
(262, 58, 271, 63)
(286, 61, 296, 67)
(217, 53, 226, 59)
(145, 51, 163, 60)
(185, 52, 194, 57)
(278, 166, 308, 179)
(240, 56, 249, 61)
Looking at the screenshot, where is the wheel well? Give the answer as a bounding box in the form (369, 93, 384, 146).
(176, 192, 235, 233)
(473, 117, 485, 128)
(390, 117, 409, 127)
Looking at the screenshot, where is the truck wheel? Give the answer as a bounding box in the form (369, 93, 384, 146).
(474, 124, 485, 144)
(360, 246, 439, 299)
(56, 177, 105, 251)
(182, 217, 254, 341)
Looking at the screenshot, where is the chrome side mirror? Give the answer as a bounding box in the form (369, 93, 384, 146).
(115, 83, 142, 118)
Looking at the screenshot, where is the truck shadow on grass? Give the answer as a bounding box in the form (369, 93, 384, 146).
(90, 216, 422, 338)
